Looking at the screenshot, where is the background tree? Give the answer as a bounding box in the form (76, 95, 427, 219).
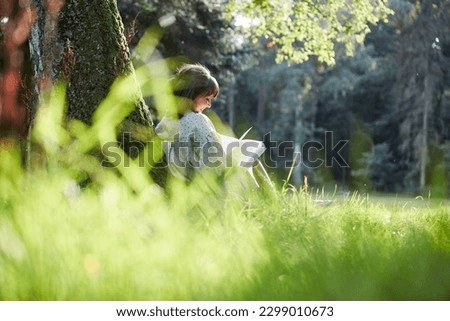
(119, 0, 237, 71)
(394, 0, 450, 193)
(28, 0, 152, 131)
(225, 0, 393, 65)
(0, 0, 34, 137)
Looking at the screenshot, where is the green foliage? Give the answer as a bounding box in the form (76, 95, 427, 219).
(352, 143, 401, 192)
(394, 0, 450, 191)
(120, 0, 246, 73)
(1, 67, 449, 299)
(1, 126, 450, 300)
(225, 0, 393, 65)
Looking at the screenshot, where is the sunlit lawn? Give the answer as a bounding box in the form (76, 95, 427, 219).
(368, 192, 450, 208)
(247, 189, 450, 300)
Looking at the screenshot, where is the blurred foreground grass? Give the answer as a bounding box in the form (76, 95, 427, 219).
(1, 144, 449, 301)
(0, 146, 267, 300)
(1, 142, 449, 300)
(1, 70, 449, 301)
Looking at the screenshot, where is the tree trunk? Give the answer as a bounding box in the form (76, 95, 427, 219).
(28, 0, 152, 129)
(256, 79, 266, 126)
(0, 0, 33, 138)
(226, 78, 235, 129)
(419, 73, 431, 190)
(293, 98, 303, 187)
(256, 58, 267, 126)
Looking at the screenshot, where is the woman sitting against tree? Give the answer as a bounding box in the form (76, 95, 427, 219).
(155, 63, 273, 189)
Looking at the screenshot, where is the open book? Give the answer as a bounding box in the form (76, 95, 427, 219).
(217, 127, 266, 186)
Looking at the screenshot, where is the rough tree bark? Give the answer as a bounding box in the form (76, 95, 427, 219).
(28, 0, 153, 130)
(26, 0, 167, 185)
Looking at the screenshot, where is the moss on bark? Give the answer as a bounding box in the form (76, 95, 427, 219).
(56, 0, 152, 128)
(29, 0, 166, 186)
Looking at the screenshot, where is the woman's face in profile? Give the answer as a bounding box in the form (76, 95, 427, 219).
(192, 94, 215, 113)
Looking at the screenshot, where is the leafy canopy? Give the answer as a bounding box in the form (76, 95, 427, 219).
(225, 0, 393, 65)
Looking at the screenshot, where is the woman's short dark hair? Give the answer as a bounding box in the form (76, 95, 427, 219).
(172, 64, 219, 100)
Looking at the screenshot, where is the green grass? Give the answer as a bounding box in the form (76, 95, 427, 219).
(1, 141, 449, 300)
(248, 191, 450, 300)
(1, 74, 449, 301)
